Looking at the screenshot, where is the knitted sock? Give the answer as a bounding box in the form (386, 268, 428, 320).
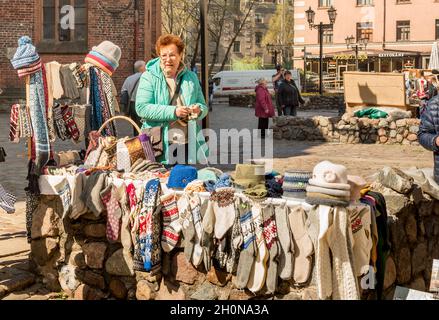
(289, 205, 314, 285)
(53, 103, 69, 140)
(53, 179, 71, 219)
(200, 193, 214, 271)
(189, 195, 204, 266)
(235, 199, 256, 289)
(262, 204, 279, 294)
(160, 193, 180, 252)
(9, 104, 20, 143)
(139, 179, 161, 272)
(274, 204, 294, 280)
(226, 203, 243, 274)
(100, 185, 122, 242)
(247, 204, 269, 293)
(211, 187, 236, 240)
(177, 194, 195, 262)
(62, 105, 80, 141)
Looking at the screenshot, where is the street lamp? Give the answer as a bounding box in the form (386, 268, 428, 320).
(345, 35, 368, 71)
(266, 43, 293, 67)
(305, 6, 337, 95)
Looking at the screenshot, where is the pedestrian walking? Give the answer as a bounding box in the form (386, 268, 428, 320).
(278, 70, 305, 116)
(418, 94, 439, 184)
(120, 60, 146, 135)
(254, 78, 275, 139)
(135, 34, 209, 164)
(272, 64, 285, 116)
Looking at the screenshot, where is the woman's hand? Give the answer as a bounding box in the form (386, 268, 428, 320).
(175, 107, 190, 118)
(190, 105, 201, 116)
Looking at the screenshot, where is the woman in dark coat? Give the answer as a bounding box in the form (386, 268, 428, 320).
(255, 78, 275, 139)
(278, 70, 305, 116)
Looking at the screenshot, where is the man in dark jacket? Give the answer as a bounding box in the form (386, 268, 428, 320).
(278, 70, 305, 116)
(418, 95, 439, 183)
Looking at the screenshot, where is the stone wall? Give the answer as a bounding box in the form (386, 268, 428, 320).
(272, 113, 420, 145)
(370, 167, 439, 299)
(28, 167, 439, 300)
(228, 94, 344, 112)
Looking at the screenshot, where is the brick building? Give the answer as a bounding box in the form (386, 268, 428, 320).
(0, 0, 161, 107)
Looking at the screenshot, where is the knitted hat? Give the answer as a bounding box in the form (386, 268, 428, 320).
(347, 175, 367, 202)
(231, 164, 265, 189)
(197, 167, 223, 182)
(11, 36, 40, 70)
(167, 165, 198, 189)
(308, 161, 351, 190)
(92, 41, 121, 68)
(282, 170, 312, 200)
(85, 53, 115, 76)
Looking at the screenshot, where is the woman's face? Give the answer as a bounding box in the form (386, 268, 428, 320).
(159, 44, 182, 77)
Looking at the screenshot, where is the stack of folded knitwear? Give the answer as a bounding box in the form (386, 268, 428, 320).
(305, 161, 351, 207)
(282, 170, 312, 200)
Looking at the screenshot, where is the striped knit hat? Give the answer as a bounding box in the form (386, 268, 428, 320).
(11, 36, 40, 70)
(282, 170, 312, 200)
(84, 41, 121, 75)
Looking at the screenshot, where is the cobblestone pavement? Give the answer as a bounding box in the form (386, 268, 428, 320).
(0, 104, 434, 299)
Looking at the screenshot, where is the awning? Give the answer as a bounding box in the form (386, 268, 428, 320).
(306, 49, 422, 60)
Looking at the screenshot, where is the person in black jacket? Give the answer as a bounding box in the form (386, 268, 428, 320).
(418, 94, 439, 183)
(277, 71, 305, 116)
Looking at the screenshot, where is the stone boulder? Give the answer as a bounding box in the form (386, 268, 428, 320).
(82, 242, 107, 269)
(376, 167, 414, 194)
(30, 237, 59, 266)
(105, 249, 134, 276)
(31, 201, 61, 239)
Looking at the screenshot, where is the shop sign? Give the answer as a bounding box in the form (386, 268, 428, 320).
(329, 61, 337, 68)
(307, 55, 327, 59)
(333, 54, 368, 61)
(378, 52, 405, 58)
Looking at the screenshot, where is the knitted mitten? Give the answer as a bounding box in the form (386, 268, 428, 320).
(211, 187, 235, 240)
(234, 198, 256, 289)
(247, 204, 269, 293)
(262, 204, 279, 294)
(274, 204, 294, 280)
(177, 195, 196, 262)
(160, 193, 180, 253)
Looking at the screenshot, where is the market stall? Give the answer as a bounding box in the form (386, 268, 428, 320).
(7, 36, 392, 300)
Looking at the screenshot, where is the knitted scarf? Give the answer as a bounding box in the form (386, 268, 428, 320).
(0, 183, 16, 214)
(89, 67, 104, 132)
(99, 69, 119, 117)
(28, 68, 50, 176)
(97, 70, 116, 136)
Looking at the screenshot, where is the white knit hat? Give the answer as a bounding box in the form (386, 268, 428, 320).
(308, 161, 351, 190)
(92, 40, 121, 67)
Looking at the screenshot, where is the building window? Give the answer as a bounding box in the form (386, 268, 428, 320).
(357, 22, 373, 42)
(233, 41, 241, 53)
(322, 29, 333, 44)
(396, 20, 410, 41)
(436, 19, 439, 40)
(255, 32, 262, 46)
(255, 13, 263, 24)
(233, 20, 240, 34)
(319, 0, 332, 7)
(357, 0, 373, 5)
(42, 0, 87, 42)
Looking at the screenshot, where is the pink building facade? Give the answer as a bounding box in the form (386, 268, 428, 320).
(293, 0, 439, 80)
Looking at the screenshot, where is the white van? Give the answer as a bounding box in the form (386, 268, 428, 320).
(212, 69, 301, 96)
